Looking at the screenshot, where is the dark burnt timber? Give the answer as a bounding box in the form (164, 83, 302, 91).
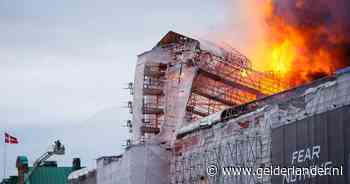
(197, 68, 266, 97)
(191, 89, 237, 107)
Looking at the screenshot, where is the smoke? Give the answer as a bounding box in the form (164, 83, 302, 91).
(271, 0, 350, 69)
(218, 0, 350, 86)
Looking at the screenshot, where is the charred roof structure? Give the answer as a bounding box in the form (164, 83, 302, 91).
(130, 31, 287, 144)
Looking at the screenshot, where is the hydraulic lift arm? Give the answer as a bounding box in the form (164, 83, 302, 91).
(23, 140, 65, 183)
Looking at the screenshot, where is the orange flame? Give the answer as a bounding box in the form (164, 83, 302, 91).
(270, 39, 296, 75)
(241, 0, 339, 87)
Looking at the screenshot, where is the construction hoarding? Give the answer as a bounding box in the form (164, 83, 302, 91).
(271, 105, 350, 184)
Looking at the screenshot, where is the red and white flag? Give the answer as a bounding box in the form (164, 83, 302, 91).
(4, 132, 19, 144)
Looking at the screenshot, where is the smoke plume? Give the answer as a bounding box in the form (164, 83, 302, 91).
(219, 0, 350, 86)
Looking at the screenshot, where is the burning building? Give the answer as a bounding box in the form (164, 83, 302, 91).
(95, 30, 350, 184)
(131, 31, 287, 145)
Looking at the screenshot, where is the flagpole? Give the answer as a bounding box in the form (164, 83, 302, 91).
(3, 132, 6, 180)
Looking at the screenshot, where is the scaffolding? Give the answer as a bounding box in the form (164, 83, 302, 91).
(136, 31, 288, 140)
(141, 63, 167, 137)
(165, 38, 288, 122)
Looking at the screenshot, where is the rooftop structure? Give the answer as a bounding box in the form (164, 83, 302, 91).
(68, 168, 96, 184)
(130, 31, 288, 144)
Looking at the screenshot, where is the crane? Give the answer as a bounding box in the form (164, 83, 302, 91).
(23, 140, 65, 183)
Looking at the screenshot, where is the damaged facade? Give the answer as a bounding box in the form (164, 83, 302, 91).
(172, 68, 350, 184)
(96, 31, 350, 184)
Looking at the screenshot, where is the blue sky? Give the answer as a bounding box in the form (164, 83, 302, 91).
(0, 0, 249, 177)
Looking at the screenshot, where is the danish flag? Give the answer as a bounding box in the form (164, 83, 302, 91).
(4, 132, 19, 144)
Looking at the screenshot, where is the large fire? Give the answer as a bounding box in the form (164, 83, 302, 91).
(221, 0, 350, 87)
(262, 0, 339, 86)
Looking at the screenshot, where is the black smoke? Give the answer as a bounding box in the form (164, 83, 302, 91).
(270, 0, 350, 73)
